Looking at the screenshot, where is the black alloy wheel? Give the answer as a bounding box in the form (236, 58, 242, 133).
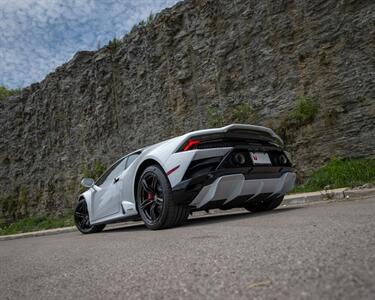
(74, 199, 105, 234)
(139, 172, 164, 223)
(137, 165, 189, 230)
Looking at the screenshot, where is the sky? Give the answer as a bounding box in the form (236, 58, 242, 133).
(0, 0, 179, 89)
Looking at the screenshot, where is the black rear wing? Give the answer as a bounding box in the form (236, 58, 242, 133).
(177, 124, 283, 152)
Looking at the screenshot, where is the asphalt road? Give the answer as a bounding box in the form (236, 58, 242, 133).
(1, 197, 374, 300)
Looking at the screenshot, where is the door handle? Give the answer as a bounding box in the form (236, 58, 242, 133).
(113, 177, 120, 184)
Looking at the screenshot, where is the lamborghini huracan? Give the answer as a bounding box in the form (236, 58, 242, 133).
(74, 124, 296, 233)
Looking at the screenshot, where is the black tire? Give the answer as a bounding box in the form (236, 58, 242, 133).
(136, 165, 189, 230)
(74, 199, 105, 234)
(244, 196, 284, 213)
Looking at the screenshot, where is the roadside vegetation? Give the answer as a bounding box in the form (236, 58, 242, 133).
(0, 215, 74, 236)
(275, 95, 319, 143)
(0, 85, 21, 100)
(82, 160, 106, 180)
(292, 158, 375, 193)
(137, 12, 155, 28)
(107, 36, 122, 54)
(289, 96, 319, 127)
(207, 103, 258, 128)
(206, 96, 318, 143)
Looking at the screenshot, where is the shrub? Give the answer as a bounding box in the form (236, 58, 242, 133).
(82, 160, 106, 180)
(146, 13, 155, 26)
(273, 96, 319, 144)
(136, 13, 155, 28)
(231, 103, 258, 124)
(0, 85, 20, 100)
(207, 103, 258, 128)
(207, 107, 225, 128)
(108, 37, 121, 53)
(292, 158, 375, 193)
(290, 96, 319, 127)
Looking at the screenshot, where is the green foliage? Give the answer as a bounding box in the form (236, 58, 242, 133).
(273, 95, 319, 144)
(207, 103, 258, 128)
(0, 186, 30, 220)
(18, 186, 29, 213)
(1, 196, 18, 219)
(0, 215, 74, 236)
(146, 13, 155, 26)
(290, 96, 319, 127)
(136, 13, 155, 28)
(82, 160, 106, 180)
(292, 158, 375, 193)
(108, 37, 121, 53)
(0, 85, 20, 100)
(231, 103, 258, 124)
(138, 20, 146, 27)
(207, 107, 225, 128)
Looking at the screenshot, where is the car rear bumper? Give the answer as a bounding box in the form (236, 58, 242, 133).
(172, 170, 296, 210)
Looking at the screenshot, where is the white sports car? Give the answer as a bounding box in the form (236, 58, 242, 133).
(75, 124, 296, 233)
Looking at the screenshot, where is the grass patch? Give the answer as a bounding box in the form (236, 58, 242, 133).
(207, 107, 225, 128)
(146, 13, 155, 26)
(274, 95, 319, 143)
(207, 103, 258, 128)
(0, 85, 21, 100)
(292, 158, 375, 193)
(0, 215, 74, 236)
(290, 96, 319, 127)
(231, 103, 258, 124)
(136, 12, 155, 29)
(82, 160, 106, 180)
(108, 37, 121, 53)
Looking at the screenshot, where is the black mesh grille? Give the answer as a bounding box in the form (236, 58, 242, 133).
(218, 149, 291, 170)
(219, 149, 253, 169)
(182, 156, 222, 180)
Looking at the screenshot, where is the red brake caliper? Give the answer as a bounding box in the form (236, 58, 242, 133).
(147, 192, 154, 201)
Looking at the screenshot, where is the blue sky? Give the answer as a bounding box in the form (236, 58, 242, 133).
(0, 0, 179, 88)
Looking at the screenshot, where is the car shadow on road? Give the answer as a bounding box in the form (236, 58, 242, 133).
(186, 206, 302, 227)
(103, 222, 148, 233)
(103, 206, 303, 233)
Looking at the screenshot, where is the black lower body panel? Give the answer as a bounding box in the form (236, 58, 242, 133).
(172, 166, 294, 208)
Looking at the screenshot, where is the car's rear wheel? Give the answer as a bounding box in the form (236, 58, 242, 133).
(244, 196, 284, 213)
(136, 165, 189, 230)
(74, 199, 105, 234)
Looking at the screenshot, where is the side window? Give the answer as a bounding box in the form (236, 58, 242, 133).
(95, 157, 127, 187)
(125, 153, 140, 169)
(105, 158, 127, 185)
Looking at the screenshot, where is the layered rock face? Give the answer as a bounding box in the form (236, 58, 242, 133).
(1, 0, 374, 220)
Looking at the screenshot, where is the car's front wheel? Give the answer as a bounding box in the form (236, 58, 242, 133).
(74, 199, 105, 234)
(136, 165, 189, 230)
(244, 196, 284, 213)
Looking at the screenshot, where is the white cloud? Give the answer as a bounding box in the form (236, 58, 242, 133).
(0, 0, 179, 88)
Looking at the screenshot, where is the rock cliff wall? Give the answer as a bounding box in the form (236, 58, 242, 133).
(1, 0, 374, 221)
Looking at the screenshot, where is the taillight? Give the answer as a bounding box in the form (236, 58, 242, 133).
(183, 139, 200, 151)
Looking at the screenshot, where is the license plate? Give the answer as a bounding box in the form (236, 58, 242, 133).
(250, 152, 272, 165)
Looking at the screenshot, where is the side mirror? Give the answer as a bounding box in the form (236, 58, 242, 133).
(81, 178, 95, 188)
